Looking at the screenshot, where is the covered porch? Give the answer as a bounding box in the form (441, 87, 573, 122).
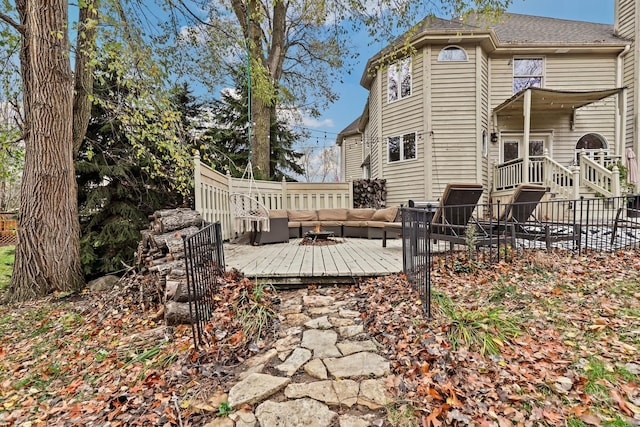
(491, 87, 632, 199)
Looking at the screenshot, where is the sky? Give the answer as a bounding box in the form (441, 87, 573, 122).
(306, 0, 616, 150)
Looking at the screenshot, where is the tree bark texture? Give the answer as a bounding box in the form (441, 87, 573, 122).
(9, 0, 84, 301)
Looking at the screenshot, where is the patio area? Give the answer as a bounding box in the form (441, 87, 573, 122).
(224, 238, 404, 286)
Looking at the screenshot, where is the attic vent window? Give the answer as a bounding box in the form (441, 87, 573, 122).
(438, 46, 467, 61)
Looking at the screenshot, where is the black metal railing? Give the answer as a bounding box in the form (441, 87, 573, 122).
(401, 195, 640, 317)
(401, 208, 432, 318)
(183, 222, 225, 350)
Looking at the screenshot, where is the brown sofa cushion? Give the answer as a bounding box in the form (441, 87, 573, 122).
(317, 208, 348, 221)
(346, 208, 376, 221)
(371, 207, 398, 222)
(269, 209, 289, 219)
(287, 210, 318, 221)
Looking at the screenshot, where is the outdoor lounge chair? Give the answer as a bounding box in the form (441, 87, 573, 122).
(487, 184, 579, 250)
(429, 183, 489, 249)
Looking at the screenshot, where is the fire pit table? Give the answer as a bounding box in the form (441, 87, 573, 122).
(304, 230, 335, 242)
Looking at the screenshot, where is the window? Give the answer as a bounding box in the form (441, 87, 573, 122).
(388, 132, 417, 163)
(513, 58, 543, 93)
(575, 133, 608, 164)
(387, 58, 412, 103)
(438, 46, 467, 61)
(502, 137, 546, 162)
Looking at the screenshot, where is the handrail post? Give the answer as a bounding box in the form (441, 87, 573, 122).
(612, 165, 621, 197)
(572, 165, 580, 199)
(281, 176, 287, 210)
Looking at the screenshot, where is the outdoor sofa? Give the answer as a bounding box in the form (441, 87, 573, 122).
(252, 206, 402, 244)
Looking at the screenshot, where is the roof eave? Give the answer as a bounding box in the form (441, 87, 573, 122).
(360, 30, 494, 89)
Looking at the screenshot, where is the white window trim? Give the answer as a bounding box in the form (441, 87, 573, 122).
(387, 132, 418, 163)
(512, 56, 545, 93)
(387, 57, 412, 104)
(500, 132, 552, 163)
(438, 45, 468, 62)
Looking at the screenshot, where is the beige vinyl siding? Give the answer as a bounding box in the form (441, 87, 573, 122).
(381, 53, 426, 205)
(491, 53, 619, 166)
(430, 44, 478, 198)
(480, 50, 490, 198)
(616, 0, 635, 39)
(342, 134, 362, 182)
(623, 48, 635, 150)
(369, 70, 381, 179)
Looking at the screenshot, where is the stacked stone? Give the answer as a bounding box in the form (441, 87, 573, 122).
(212, 288, 393, 427)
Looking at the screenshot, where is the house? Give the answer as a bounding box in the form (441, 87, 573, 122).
(337, 0, 640, 206)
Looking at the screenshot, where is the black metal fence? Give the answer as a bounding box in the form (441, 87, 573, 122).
(182, 222, 225, 350)
(401, 195, 640, 316)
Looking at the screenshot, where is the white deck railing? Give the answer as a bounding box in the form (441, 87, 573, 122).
(194, 153, 352, 240)
(580, 154, 620, 198)
(493, 150, 622, 199)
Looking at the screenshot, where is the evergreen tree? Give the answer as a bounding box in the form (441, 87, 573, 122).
(76, 69, 187, 277)
(204, 73, 304, 181)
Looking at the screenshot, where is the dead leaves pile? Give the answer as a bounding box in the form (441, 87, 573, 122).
(358, 250, 640, 426)
(1, 251, 639, 426)
(0, 270, 278, 426)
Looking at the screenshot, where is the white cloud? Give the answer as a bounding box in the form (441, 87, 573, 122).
(302, 116, 334, 128)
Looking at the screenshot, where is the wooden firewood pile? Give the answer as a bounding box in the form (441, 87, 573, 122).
(137, 208, 206, 326)
(352, 179, 387, 208)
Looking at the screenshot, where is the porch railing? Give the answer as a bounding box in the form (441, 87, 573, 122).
(493, 151, 622, 199)
(194, 153, 352, 240)
(580, 154, 620, 198)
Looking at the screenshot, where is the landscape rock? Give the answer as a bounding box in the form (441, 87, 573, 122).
(229, 409, 257, 427)
(284, 313, 311, 326)
(339, 414, 370, 427)
(304, 358, 328, 379)
(324, 352, 390, 378)
(227, 373, 290, 407)
(357, 379, 391, 409)
(337, 340, 378, 356)
(303, 295, 335, 307)
(87, 275, 119, 292)
(255, 398, 337, 427)
(305, 315, 332, 329)
(276, 348, 312, 376)
(337, 324, 364, 338)
(301, 329, 341, 358)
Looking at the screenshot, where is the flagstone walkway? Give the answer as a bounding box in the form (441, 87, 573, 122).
(206, 287, 394, 427)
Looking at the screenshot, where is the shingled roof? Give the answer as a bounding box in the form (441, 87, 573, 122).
(335, 117, 361, 145)
(487, 13, 627, 46)
(413, 13, 627, 46)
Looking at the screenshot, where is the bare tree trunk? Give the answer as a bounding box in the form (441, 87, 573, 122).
(72, 0, 98, 156)
(8, 0, 84, 301)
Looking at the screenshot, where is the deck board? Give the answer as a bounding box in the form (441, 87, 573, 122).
(225, 237, 403, 285)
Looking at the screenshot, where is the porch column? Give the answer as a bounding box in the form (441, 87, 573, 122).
(618, 88, 627, 157)
(522, 89, 531, 183)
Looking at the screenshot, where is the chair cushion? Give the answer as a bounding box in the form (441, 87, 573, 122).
(346, 208, 376, 221)
(269, 209, 289, 219)
(317, 208, 348, 221)
(371, 207, 398, 222)
(287, 210, 318, 221)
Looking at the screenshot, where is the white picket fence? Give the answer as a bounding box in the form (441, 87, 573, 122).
(194, 153, 352, 240)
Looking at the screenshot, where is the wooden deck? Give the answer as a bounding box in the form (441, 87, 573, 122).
(224, 238, 403, 286)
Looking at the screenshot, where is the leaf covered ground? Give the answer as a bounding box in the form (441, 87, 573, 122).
(0, 250, 638, 426)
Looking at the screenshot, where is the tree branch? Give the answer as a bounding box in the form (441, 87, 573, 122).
(0, 12, 25, 34)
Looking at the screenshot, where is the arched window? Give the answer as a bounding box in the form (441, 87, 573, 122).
(576, 133, 608, 150)
(438, 46, 468, 62)
(575, 133, 608, 164)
